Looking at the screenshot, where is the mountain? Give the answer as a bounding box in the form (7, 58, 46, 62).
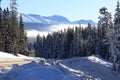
(43, 15, 70, 24)
(73, 19, 96, 25)
(22, 14, 70, 25)
(21, 14, 96, 30)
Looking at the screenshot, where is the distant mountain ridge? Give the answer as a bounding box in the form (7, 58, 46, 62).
(22, 14, 96, 24)
(20, 14, 96, 30)
(73, 19, 96, 25)
(22, 14, 70, 25)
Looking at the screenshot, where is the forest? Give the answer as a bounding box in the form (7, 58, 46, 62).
(0, 0, 28, 56)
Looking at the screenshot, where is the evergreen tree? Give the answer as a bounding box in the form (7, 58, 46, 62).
(34, 34, 42, 57)
(46, 33, 53, 58)
(0, 0, 28, 56)
(18, 14, 28, 55)
(10, 0, 19, 55)
(64, 28, 74, 58)
(2, 9, 8, 52)
(3, 8, 12, 53)
(86, 23, 95, 56)
(70, 26, 83, 57)
(111, 0, 120, 72)
(59, 30, 66, 58)
(97, 7, 112, 59)
(0, 5, 3, 51)
(92, 26, 98, 55)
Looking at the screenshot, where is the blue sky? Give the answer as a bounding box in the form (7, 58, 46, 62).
(1, 0, 117, 22)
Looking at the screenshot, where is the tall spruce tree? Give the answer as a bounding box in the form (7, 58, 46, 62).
(64, 28, 74, 58)
(97, 7, 112, 59)
(111, 0, 120, 72)
(3, 8, 12, 53)
(34, 34, 42, 57)
(86, 23, 95, 56)
(70, 26, 83, 57)
(0, 1, 3, 51)
(10, 0, 19, 55)
(18, 14, 28, 55)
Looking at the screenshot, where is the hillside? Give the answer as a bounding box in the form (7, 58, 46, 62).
(19, 14, 96, 31)
(0, 52, 39, 67)
(0, 52, 119, 80)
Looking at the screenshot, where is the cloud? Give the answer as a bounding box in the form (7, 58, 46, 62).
(26, 24, 88, 43)
(26, 30, 49, 38)
(49, 24, 80, 32)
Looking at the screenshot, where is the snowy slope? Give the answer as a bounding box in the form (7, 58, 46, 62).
(0, 51, 40, 67)
(22, 14, 70, 25)
(56, 55, 118, 80)
(73, 19, 96, 25)
(0, 51, 35, 61)
(0, 54, 119, 80)
(21, 14, 96, 25)
(44, 15, 70, 24)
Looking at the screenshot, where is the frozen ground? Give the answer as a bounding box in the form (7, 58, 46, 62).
(0, 52, 40, 67)
(0, 52, 119, 80)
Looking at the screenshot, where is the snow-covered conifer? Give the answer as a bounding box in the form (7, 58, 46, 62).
(97, 7, 113, 59)
(111, 0, 120, 72)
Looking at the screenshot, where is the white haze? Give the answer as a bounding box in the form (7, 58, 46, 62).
(26, 24, 88, 43)
(26, 30, 49, 43)
(26, 30, 49, 38)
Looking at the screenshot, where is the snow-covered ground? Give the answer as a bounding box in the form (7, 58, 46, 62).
(0, 52, 119, 80)
(0, 52, 40, 67)
(0, 52, 36, 61)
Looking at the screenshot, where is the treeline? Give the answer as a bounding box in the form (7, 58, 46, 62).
(0, 0, 28, 55)
(33, 23, 110, 59)
(34, 24, 100, 59)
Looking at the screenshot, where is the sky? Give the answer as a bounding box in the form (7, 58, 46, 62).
(1, 0, 117, 22)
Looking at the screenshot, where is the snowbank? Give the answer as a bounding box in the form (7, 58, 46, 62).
(0, 51, 35, 61)
(0, 52, 18, 59)
(55, 55, 118, 80)
(0, 61, 78, 80)
(0, 54, 119, 80)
